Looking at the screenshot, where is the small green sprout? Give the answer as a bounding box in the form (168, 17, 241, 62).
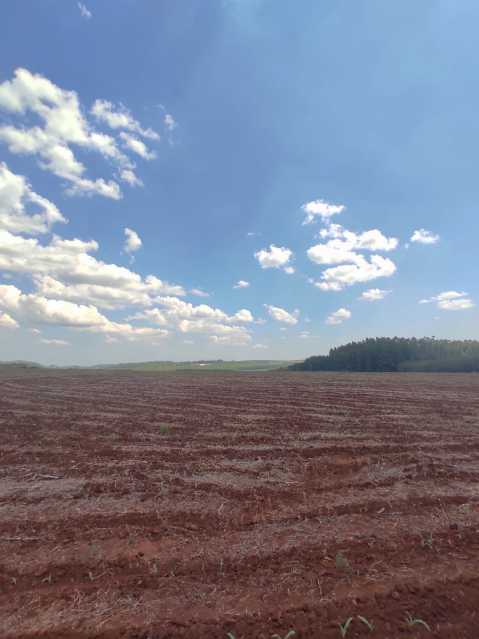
(339, 617, 354, 637)
(405, 612, 431, 631)
(357, 615, 374, 631)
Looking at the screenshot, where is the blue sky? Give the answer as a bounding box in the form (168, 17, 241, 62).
(0, 0, 477, 365)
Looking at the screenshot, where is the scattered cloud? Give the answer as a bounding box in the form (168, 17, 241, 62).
(308, 227, 398, 265)
(299, 331, 310, 339)
(124, 227, 142, 256)
(41, 338, 69, 346)
(130, 296, 255, 343)
(91, 100, 159, 139)
(301, 199, 345, 225)
(420, 291, 474, 311)
(326, 307, 351, 325)
(252, 343, 268, 349)
(119, 132, 156, 160)
(255, 244, 293, 272)
(311, 255, 397, 291)
(264, 304, 299, 325)
(190, 288, 210, 298)
(0, 283, 170, 340)
(0, 312, 18, 328)
(411, 229, 440, 245)
(233, 280, 250, 289)
(78, 2, 92, 19)
(119, 169, 143, 187)
(0, 69, 160, 199)
(360, 288, 391, 302)
(164, 114, 177, 131)
(0, 162, 66, 235)
(0, 229, 185, 309)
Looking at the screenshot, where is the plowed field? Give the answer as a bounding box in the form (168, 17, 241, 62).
(1, 370, 479, 639)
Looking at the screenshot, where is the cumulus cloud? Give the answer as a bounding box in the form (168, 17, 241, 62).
(41, 338, 69, 346)
(326, 308, 351, 325)
(411, 229, 440, 245)
(301, 199, 345, 224)
(0, 284, 169, 340)
(264, 304, 299, 325)
(0, 69, 160, 198)
(312, 255, 397, 291)
(0, 312, 18, 328)
(308, 227, 398, 265)
(129, 296, 255, 344)
(420, 291, 474, 311)
(360, 288, 391, 302)
(233, 280, 250, 289)
(124, 227, 142, 255)
(0, 162, 66, 234)
(78, 2, 92, 19)
(91, 100, 159, 140)
(0, 229, 185, 309)
(255, 244, 293, 272)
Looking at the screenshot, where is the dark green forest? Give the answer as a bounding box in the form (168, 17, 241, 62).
(290, 337, 479, 372)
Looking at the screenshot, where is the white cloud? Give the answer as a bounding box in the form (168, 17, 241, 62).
(301, 199, 345, 225)
(190, 288, 210, 298)
(209, 333, 251, 346)
(233, 280, 250, 289)
(284, 266, 295, 274)
(119, 132, 156, 160)
(420, 291, 474, 311)
(91, 100, 159, 140)
(312, 255, 397, 291)
(0, 162, 66, 235)
(299, 331, 310, 339)
(78, 2, 92, 19)
(164, 114, 177, 131)
(0, 312, 18, 328)
(264, 304, 299, 325)
(0, 69, 160, 198)
(360, 288, 391, 302)
(129, 296, 255, 343)
(124, 227, 142, 255)
(252, 343, 268, 349)
(308, 227, 398, 266)
(0, 229, 185, 309)
(307, 241, 360, 266)
(0, 69, 129, 198)
(120, 169, 143, 187)
(255, 244, 293, 272)
(411, 229, 440, 245)
(0, 284, 169, 341)
(326, 308, 351, 325)
(41, 338, 69, 346)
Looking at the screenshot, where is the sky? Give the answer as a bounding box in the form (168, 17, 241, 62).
(0, 0, 477, 365)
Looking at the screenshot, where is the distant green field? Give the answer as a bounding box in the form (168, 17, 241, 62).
(92, 360, 295, 372)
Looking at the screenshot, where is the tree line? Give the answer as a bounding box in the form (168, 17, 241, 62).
(289, 337, 479, 372)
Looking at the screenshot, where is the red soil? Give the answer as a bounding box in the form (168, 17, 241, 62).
(0, 370, 478, 639)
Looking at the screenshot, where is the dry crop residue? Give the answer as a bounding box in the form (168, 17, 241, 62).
(0, 370, 478, 638)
